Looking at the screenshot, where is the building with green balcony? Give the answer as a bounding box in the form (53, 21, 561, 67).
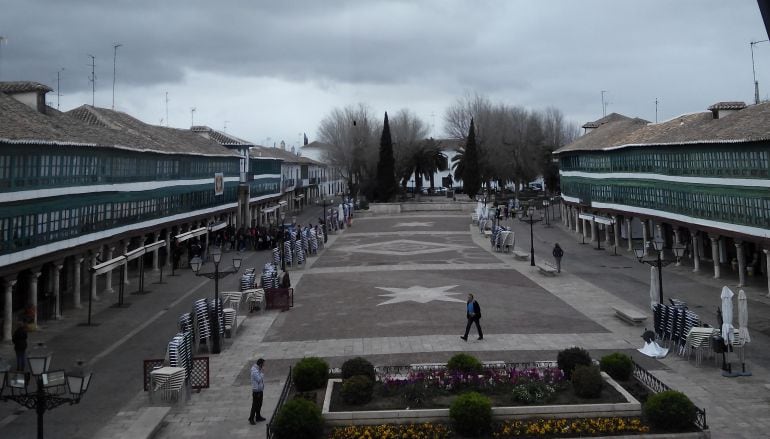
(554, 102, 770, 296)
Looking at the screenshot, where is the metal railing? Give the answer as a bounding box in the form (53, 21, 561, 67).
(633, 361, 708, 431)
(266, 366, 293, 439)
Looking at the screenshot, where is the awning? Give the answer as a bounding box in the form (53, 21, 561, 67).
(262, 205, 279, 214)
(175, 227, 207, 242)
(578, 213, 613, 225)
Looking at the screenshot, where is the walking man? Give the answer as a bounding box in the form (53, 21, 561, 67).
(461, 293, 483, 341)
(552, 243, 564, 273)
(248, 358, 266, 424)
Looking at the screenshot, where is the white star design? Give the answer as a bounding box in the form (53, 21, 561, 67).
(394, 222, 434, 227)
(376, 285, 465, 306)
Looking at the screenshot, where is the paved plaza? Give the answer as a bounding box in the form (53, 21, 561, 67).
(3, 206, 770, 438)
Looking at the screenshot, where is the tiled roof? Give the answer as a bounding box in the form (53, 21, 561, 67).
(554, 102, 770, 154)
(0, 92, 237, 157)
(708, 101, 747, 111)
(191, 125, 254, 147)
(0, 81, 52, 94)
(250, 145, 324, 166)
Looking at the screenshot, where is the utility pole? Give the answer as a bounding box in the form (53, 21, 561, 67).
(112, 43, 122, 110)
(751, 39, 769, 104)
(0, 36, 7, 80)
(655, 98, 659, 123)
(88, 55, 96, 106)
(190, 107, 196, 127)
(57, 68, 65, 110)
(601, 90, 608, 117)
(165, 92, 169, 126)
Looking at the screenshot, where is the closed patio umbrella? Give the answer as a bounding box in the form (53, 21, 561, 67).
(720, 286, 738, 377)
(737, 289, 752, 376)
(649, 266, 660, 311)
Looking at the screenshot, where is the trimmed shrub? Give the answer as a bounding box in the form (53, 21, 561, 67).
(571, 365, 603, 398)
(644, 390, 697, 431)
(401, 382, 428, 408)
(340, 374, 374, 405)
(557, 346, 592, 380)
(272, 398, 323, 439)
(600, 352, 634, 381)
(449, 391, 492, 437)
(511, 380, 556, 405)
(341, 357, 376, 381)
(292, 357, 329, 392)
(447, 353, 482, 374)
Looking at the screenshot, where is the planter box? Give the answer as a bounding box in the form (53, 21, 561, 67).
(322, 372, 641, 426)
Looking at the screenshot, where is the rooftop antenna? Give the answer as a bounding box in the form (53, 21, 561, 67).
(165, 92, 169, 126)
(751, 39, 769, 104)
(56, 67, 65, 110)
(190, 107, 196, 127)
(655, 98, 659, 123)
(0, 36, 7, 79)
(224, 120, 229, 132)
(112, 43, 122, 110)
(601, 90, 608, 117)
(87, 54, 96, 106)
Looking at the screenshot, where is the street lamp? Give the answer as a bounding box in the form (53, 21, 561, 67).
(542, 199, 551, 227)
(189, 249, 241, 354)
(517, 204, 543, 267)
(1, 345, 93, 439)
(634, 238, 685, 305)
(316, 196, 334, 243)
(280, 213, 287, 271)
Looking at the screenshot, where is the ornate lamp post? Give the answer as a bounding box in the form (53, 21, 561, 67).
(517, 204, 543, 266)
(542, 199, 551, 227)
(316, 196, 334, 243)
(634, 238, 685, 305)
(190, 249, 241, 354)
(1, 345, 93, 439)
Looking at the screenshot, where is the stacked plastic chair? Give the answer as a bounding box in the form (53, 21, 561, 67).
(209, 297, 224, 338)
(193, 298, 211, 348)
(294, 239, 305, 266)
(283, 240, 293, 267)
(272, 247, 281, 267)
(309, 229, 319, 254)
(240, 268, 257, 291)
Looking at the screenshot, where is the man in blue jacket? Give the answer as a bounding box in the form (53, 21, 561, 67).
(461, 294, 483, 341)
(248, 358, 266, 424)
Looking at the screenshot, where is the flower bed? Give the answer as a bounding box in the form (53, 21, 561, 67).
(323, 365, 642, 426)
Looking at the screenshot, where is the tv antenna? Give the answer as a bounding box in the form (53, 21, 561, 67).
(190, 107, 196, 127)
(87, 54, 96, 106)
(751, 39, 769, 104)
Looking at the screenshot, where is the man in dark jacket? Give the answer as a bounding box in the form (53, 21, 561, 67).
(461, 293, 483, 341)
(12, 322, 27, 371)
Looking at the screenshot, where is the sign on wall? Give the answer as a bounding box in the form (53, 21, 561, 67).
(214, 173, 224, 196)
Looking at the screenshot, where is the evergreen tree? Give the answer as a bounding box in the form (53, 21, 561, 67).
(376, 112, 397, 202)
(461, 118, 481, 198)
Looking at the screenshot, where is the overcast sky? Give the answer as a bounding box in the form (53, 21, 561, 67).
(2, 1, 769, 150)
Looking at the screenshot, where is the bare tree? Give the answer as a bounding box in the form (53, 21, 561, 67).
(317, 103, 380, 196)
(389, 108, 430, 188)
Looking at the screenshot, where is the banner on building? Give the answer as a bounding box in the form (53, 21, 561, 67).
(214, 173, 224, 196)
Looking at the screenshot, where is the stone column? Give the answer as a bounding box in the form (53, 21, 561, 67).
(29, 271, 41, 326)
(736, 240, 746, 287)
(642, 220, 650, 257)
(152, 232, 161, 272)
(3, 279, 16, 341)
(762, 248, 770, 297)
(691, 233, 700, 273)
(625, 217, 633, 252)
(122, 241, 130, 286)
(604, 220, 612, 249)
(673, 229, 681, 266)
(104, 246, 115, 295)
(575, 209, 581, 234)
(710, 236, 721, 279)
(73, 257, 84, 309)
(612, 216, 620, 249)
(590, 217, 598, 242)
(165, 232, 172, 269)
(53, 263, 63, 319)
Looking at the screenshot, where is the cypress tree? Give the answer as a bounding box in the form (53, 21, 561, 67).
(462, 118, 481, 198)
(376, 112, 397, 202)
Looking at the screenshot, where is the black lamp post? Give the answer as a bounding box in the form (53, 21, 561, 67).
(316, 196, 334, 243)
(190, 249, 241, 354)
(634, 238, 685, 305)
(280, 213, 286, 271)
(1, 346, 93, 439)
(543, 199, 551, 227)
(517, 204, 543, 266)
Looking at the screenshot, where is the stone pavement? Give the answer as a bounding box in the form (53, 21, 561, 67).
(7, 206, 770, 438)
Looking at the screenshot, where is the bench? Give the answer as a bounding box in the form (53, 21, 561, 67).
(121, 406, 171, 439)
(613, 307, 648, 325)
(536, 262, 558, 276)
(512, 250, 530, 261)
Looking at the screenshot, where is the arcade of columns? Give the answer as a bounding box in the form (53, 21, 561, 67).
(560, 203, 770, 298)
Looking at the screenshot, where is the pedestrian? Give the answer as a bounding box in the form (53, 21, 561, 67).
(552, 243, 564, 273)
(248, 358, 266, 424)
(461, 293, 483, 341)
(280, 269, 291, 289)
(12, 321, 27, 371)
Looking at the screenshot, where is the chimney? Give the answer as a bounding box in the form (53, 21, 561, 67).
(581, 121, 599, 135)
(0, 81, 53, 114)
(707, 101, 747, 119)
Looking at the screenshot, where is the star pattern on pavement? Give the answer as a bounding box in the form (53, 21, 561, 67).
(376, 285, 465, 306)
(393, 221, 434, 227)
